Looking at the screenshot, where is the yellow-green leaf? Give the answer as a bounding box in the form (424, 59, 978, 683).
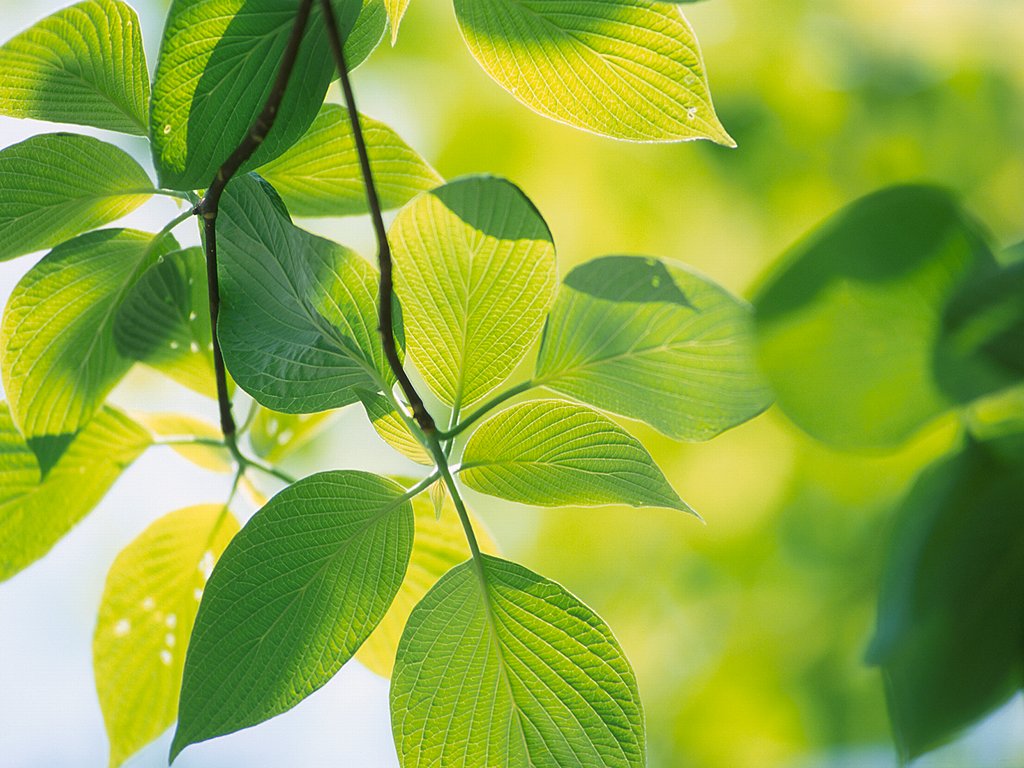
(134, 412, 231, 474)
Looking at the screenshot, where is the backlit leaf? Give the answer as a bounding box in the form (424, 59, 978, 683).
(0, 403, 150, 581)
(453, 0, 732, 145)
(392, 175, 556, 408)
(0, 134, 153, 262)
(94, 505, 238, 768)
(134, 412, 231, 474)
(249, 407, 335, 463)
(172, 471, 414, 758)
(358, 390, 432, 465)
(259, 105, 440, 217)
(0, 0, 149, 134)
(392, 555, 646, 767)
(536, 255, 771, 441)
(461, 399, 692, 512)
(384, 0, 410, 44)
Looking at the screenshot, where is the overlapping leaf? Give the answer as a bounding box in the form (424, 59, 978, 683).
(0, 403, 150, 581)
(0, 134, 153, 262)
(391, 555, 646, 767)
(94, 505, 238, 768)
(1, 229, 177, 465)
(216, 174, 396, 413)
(392, 175, 556, 407)
(358, 391, 432, 465)
(258, 104, 441, 217)
(461, 399, 692, 512)
(150, 0, 381, 190)
(114, 247, 217, 397)
(454, 0, 732, 145)
(357, 487, 497, 677)
(755, 186, 999, 449)
(172, 471, 414, 758)
(0, 0, 149, 134)
(537, 255, 771, 441)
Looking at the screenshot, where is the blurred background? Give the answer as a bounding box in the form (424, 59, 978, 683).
(1, 0, 1022, 766)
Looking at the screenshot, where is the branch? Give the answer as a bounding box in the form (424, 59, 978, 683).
(319, 0, 436, 436)
(195, 0, 315, 441)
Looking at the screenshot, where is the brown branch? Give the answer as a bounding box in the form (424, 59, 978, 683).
(195, 0, 315, 441)
(319, 0, 436, 435)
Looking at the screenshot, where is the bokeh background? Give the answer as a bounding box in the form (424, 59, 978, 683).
(1, 0, 1023, 766)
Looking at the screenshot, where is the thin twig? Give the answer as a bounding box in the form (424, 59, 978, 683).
(194, 0, 315, 441)
(319, 0, 436, 435)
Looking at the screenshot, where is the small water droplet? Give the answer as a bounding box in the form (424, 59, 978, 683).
(162, 124, 172, 135)
(169, 341, 180, 350)
(278, 429, 294, 444)
(207, 342, 215, 351)
(686, 107, 697, 121)
(188, 311, 197, 321)
(193, 587, 203, 602)
(114, 619, 131, 637)
(160, 650, 173, 666)
(198, 551, 215, 581)
(141, 597, 155, 611)
(190, 341, 200, 353)
(165, 613, 177, 629)
(267, 418, 279, 433)
(165, 633, 176, 648)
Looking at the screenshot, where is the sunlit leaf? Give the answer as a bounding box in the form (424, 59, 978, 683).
(392, 555, 645, 767)
(133, 412, 231, 474)
(453, 0, 732, 145)
(150, 0, 374, 190)
(358, 390, 432, 465)
(392, 175, 556, 407)
(537, 255, 771, 441)
(0, 403, 150, 581)
(114, 247, 217, 398)
(384, 0, 410, 44)
(461, 399, 692, 512)
(258, 104, 441, 217)
(172, 471, 414, 759)
(867, 440, 1024, 760)
(0, 134, 153, 263)
(755, 185, 999, 449)
(1, 229, 177, 465)
(357, 487, 498, 677)
(0, 0, 149, 134)
(94, 505, 238, 768)
(248, 407, 335, 463)
(217, 174, 396, 414)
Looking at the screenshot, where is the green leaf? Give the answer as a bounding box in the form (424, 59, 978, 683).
(755, 185, 999, 449)
(134, 412, 232, 473)
(461, 399, 692, 513)
(217, 174, 396, 413)
(172, 471, 415, 759)
(258, 104, 442, 217)
(1, 229, 178, 462)
(357, 486, 498, 677)
(150, 0, 372, 191)
(391, 555, 646, 767)
(0, 0, 149, 135)
(392, 175, 557, 407)
(249, 408, 335, 463)
(358, 390, 432, 465)
(536, 255, 771, 441)
(94, 505, 238, 768)
(384, 0, 410, 44)
(453, 0, 732, 145)
(866, 441, 1024, 760)
(0, 402, 150, 581)
(0, 134, 153, 263)
(114, 247, 218, 398)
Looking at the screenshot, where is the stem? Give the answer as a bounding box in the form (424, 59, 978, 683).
(194, 0, 314, 443)
(424, 433, 484, 563)
(320, 0, 435, 436)
(246, 459, 298, 486)
(439, 380, 537, 440)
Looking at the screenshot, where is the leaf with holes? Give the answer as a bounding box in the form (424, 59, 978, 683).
(171, 471, 414, 759)
(392, 175, 556, 408)
(0, 134, 153, 263)
(454, 0, 732, 145)
(392, 555, 646, 767)
(259, 105, 441, 217)
(0, 0, 149, 134)
(94, 505, 238, 768)
(1, 229, 177, 468)
(0, 403, 150, 582)
(216, 174, 397, 414)
(537, 255, 772, 441)
(461, 399, 692, 512)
